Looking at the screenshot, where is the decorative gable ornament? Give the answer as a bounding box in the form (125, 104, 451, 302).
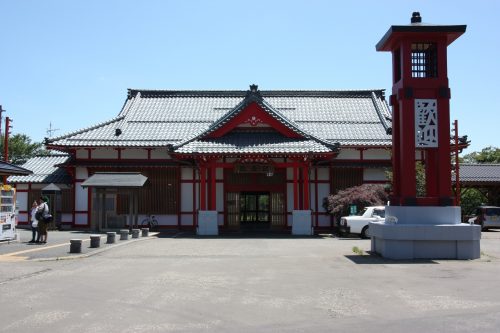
(244, 116, 263, 126)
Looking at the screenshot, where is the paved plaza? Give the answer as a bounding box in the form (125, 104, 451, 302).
(1, 229, 500, 332)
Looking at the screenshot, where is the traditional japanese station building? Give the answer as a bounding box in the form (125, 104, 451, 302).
(11, 86, 394, 232)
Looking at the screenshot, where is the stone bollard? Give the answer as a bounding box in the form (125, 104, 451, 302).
(141, 228, 149, 237)
(131, 229, 140, 239)
(90, 235, 101, 248)
(106, 232, 116, 244)
(119, 229, 129, 240)
(70, 239, 82, 253)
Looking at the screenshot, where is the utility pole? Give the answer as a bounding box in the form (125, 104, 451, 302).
(0, 105, 4, 138)
(4, 117, 11, 162)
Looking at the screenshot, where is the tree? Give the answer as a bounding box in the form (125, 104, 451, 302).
(462, 146, 500, 163)
(0, 134, 47, 164)
(323, 184, 389, 219)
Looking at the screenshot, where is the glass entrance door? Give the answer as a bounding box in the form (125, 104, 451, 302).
(240, 192, 270, 231)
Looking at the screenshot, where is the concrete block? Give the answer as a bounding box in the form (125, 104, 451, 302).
(292, 210, 313, 235)
(119, 229, 129, 240)
(197, 211, 218, 236)
(106, 232, 116, 244)
(70, 239, 82, 253)
(141, 228, 149, 237)
(90, 235, 101, 248)
(131, 229, 140, 239)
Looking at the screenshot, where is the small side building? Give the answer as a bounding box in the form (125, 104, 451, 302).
(8, 154, 73, 229)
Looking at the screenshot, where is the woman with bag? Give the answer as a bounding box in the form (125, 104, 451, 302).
(28, 200, 39, 244)
(36, 196, 50, 244)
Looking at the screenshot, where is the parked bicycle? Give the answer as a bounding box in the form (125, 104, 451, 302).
(141, 215, 158, 231)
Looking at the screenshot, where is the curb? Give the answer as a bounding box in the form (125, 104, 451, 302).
(32, 232, 161, 262)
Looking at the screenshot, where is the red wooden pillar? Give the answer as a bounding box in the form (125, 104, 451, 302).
(302, 164, 309, 210)
(210, 162, 216, 210)
(292, 164, 298, 210)
(200, 164, 206, 210)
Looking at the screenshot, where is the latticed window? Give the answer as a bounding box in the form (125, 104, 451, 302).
(411, 43, 437, 78)
(330, 167, 363, 194)
(117, 168, 179, 214)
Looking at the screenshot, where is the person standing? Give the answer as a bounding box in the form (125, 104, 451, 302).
(28, 200, 39, 244)
(36, 196, 50, 244)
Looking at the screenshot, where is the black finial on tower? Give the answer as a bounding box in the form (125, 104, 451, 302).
(411, 12, 422, 24)
(249, 84, 259, 92)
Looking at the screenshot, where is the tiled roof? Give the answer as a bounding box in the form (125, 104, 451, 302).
(0, 161, 32, 176)
(458, 164, 500, 184)
(175, 131, 333, 154)
(47, 87, 392, 150)
(7, 154, 72, 184)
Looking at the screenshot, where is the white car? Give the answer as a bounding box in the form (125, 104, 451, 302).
(338, 206, 385, 239)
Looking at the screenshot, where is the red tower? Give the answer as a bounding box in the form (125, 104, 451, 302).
(376, 12, 466, 206)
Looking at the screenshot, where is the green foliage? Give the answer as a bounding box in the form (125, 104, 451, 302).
(462, 146, 500, 163)
(352, 246, 364, 255)
(461, 188, 486, 218)
(0, 134, 46, 164)
(323, 184, 388, 218)
(384, 161, 426, 196)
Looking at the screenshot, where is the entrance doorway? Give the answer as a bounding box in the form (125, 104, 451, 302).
(240, 192, 270, 232)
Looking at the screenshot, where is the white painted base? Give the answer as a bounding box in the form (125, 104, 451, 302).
(292, 210, 313, 236)
(370, 206, 481, 260)
(197, 211, 218, 236)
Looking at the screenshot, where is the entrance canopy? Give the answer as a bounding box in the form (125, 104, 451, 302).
(81, 172, 148, 231)
(81, 172, 148, 188)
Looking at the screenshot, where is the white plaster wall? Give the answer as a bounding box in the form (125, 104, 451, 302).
(287, 214, 292, 227)
(76, 149, 88, 159)
(337, 149, 360, 160)
(74, 213, 88, 225)
(317, 184, 330, 212)
(363, 168, 388, 182)
(271, 157, 285, 163)
(150, 149, 170, 159)
(226, 158, 237, 163)
(309, 184, 315, 211)
(181, 183, 193, 212)
(317, 215, 331, 227)
(181, 167, 193, 180)
(181, 214, 194, 226)
(218, 213, 224, 226)
(122, 149, 148, 159)
(364, 149, 391, 160)
(136, 214, 177, 226)
(216, 183, 224, 212)
(18, 213, 29, 223)
(286, 167, 293, 180)
(75, 184, 88, 211)
(30, 184, 45, 190)
(287, 183, 294, 211)
(76, 167, 88, 179)
(216, 168, 223, 180)
(16, 191, 28, 213)
(16, 184, 29, 190)
(195, 183, 199, 210)
(316, 168, 329, 181)
(92, 148, 118, 159)
(61, 213, 73, 223)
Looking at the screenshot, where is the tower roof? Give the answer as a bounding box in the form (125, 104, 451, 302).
(376, 12, 466, 51)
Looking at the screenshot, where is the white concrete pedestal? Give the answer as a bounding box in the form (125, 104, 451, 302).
(197, 211, 218, 236)
(370, 206, 481, 260)
(292, 210, 313, 236)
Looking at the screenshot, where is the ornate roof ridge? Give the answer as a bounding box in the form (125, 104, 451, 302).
(127, 88, 385, 98)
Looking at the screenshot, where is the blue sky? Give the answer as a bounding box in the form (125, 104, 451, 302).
(1, 0, 498, 153)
